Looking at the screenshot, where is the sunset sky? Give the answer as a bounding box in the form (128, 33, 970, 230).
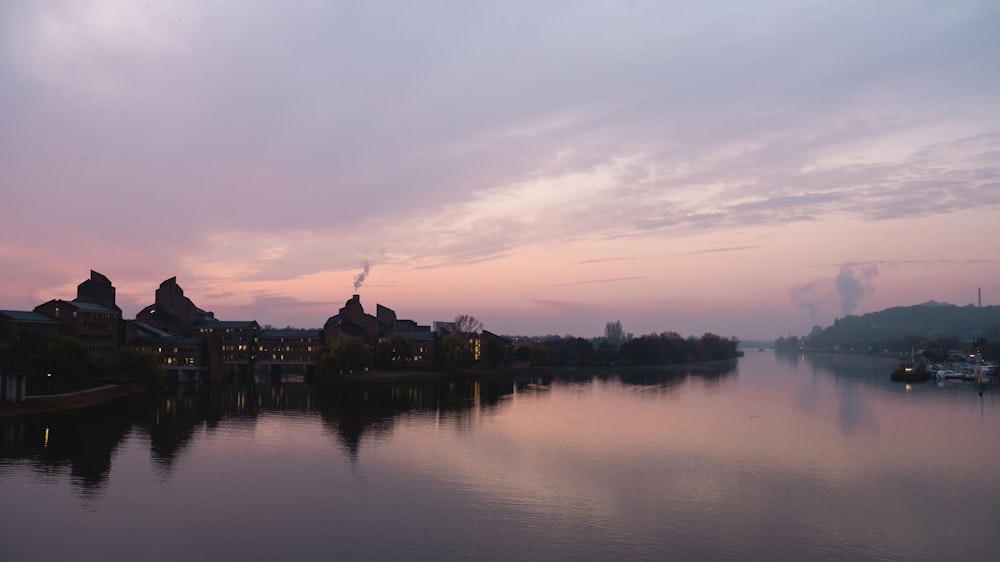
(2, 1, 998, 339)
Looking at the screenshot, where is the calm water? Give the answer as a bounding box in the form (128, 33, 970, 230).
(2, 351, 999, 561)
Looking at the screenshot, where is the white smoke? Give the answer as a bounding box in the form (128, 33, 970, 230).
(790, 262, 880, 324)
(835, 263, 879, 316)
(353, 260, 370, 291)
(790, 280, 828, 325)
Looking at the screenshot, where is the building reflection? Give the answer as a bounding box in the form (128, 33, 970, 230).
(0, 364, 737, 491)
(0, 401, 140, 495)
(314, 377, 515, 460)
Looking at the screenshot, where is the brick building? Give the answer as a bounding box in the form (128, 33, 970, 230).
(31, 271, 122, 363)
(134, 277, 258, 381)
(258, 328, 322, 376)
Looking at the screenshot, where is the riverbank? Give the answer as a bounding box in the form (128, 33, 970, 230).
(329, 366, 528, 385)
(327, 359, 740, 385)
(0, 384, 149, 418)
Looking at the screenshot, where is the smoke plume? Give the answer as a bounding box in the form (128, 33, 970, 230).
(790, 281, 828, 325)
(353, 260, 370, 291)
(835, 263, 878, 316)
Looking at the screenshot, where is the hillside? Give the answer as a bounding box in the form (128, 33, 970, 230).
(777, 302, 1000, 353)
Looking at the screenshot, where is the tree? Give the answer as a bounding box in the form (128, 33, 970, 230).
(547, 336, 595, 366)
(453, 314, 483, 335)
(113, 347, 165, 387)
(604, 320, 625, 350)
(442, 334, 475, 370)
(316, 335, 367, 377)
(40, 334, 91, 391)
(8, 332, 50, 370)
(377, 334, 415, 368)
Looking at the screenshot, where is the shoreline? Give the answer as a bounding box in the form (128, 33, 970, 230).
(1, 357, 743, 416)
(327, 358, 741, 385)
(0, 384, 149, 419)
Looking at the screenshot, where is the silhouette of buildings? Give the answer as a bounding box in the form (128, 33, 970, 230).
(258, 328, 322, 376)
(1, 270, 494, 384)
(324, 295, 437, 367)
(32, 271, 123, 363)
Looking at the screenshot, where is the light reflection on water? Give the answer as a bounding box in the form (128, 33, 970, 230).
(2, 352, 999, 561)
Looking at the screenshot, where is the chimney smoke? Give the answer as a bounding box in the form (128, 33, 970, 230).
(353, 260, 370, 291)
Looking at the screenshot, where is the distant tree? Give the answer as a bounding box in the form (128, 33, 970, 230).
(513, 344, 533, 363)
(377, 334, 414, 368)
(620, 334, 659, 365)
(604, 320, 625, 350)
(442, 333, 475, 370)
(774, 336, 802, 351)
(316, 335, 367, 377)
(8, 333, 49, 370)
(699, 332, 738, 360)
(547, 336, 595, 366)
(39, 334, 91, 390)
(453, 314, 483, 335)
(513, 342, 551, 367)
(113, 347, 165, 387)
(981, 339, 1000, 362)
(619, 332, 738, 365)
(972, 337, 987, 351)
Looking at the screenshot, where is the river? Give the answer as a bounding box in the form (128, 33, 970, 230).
(2, 351, 998, 561)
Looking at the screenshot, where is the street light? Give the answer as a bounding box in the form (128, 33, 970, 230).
(47, 373, 51, 394)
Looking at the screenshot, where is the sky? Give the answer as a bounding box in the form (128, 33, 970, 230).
(1, 0, 998, 340)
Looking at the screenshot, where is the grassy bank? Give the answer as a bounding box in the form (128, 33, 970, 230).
(328, 366, 527, 385)
(0, 384, 149, 418)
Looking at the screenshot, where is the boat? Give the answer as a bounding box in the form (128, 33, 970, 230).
(890, 361, 931, 383)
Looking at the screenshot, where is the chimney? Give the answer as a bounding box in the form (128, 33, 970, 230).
(979, 288, 982, 307)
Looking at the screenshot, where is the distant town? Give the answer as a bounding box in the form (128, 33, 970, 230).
(1, 270, 741, 400)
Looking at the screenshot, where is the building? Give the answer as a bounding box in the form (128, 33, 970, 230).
(376, 330, 437, 367)
(31, 271, 123, 363)
(0, 310, 61, 348)
(258, 328, 322, 376)
(128, 321, 203, 382)
(5, 271, 450, 380)
(189, 319, 261, 380)
(134, 277, 259, 381)
(324, 295, 381, 348)
(136, 277, 216, 333)
(325, 296, 436, 367)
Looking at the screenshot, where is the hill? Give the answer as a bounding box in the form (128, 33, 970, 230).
(776, 302, 1000, 353)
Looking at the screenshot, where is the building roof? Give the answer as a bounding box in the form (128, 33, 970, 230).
(191, 320, 259, 329)
(0, 310, 60, 322)
(131, 321, 178, 338)
(132, 336, 201, 347)
(260, 328, 322, 338)
(69, 300, 117, 313)
(382, 331, 437, 340)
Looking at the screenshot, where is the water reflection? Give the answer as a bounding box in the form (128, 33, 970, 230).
(516, 360, 738, 395)
(3, 354, 999, 561)
(776, 351, 897, 383)
(0, 402, 141, 495)
(775, 352, 894, 437)
(315, 377, 515, 459)
(0, 364, 738, 491)
(0, 375, 520, 488)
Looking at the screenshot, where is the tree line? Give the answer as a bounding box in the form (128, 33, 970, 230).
(2, 333, 164, 394)
(510, 322, 740, 368)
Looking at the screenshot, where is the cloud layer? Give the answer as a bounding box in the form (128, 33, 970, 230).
(1, 1, 998, 337)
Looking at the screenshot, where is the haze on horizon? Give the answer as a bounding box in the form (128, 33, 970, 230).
(1, 1, 998, 340)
